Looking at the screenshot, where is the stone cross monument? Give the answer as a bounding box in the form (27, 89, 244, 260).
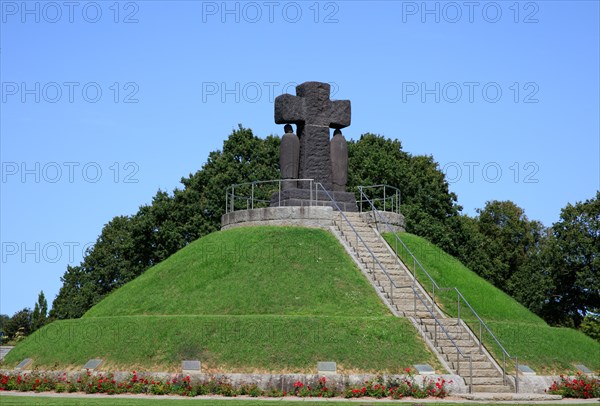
(271, 81, 357, 211)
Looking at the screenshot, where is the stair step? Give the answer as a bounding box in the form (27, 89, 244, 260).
(396, 306, 432, 314)
(443, 353, 488, 363)
(355, 246, 388, 253)
(420, 318, 460, 326)
(429, 338, 474, 348)
(401, 311, 438, 318)
(471, 384, 513, 393)
(440, 345, 483, 355)
(362, 258, 397, 265)
(452, 361, 493, 370)
(380, 282, 414, 288)
(461, 368, 501, 378)
(470, 376, 507, 386)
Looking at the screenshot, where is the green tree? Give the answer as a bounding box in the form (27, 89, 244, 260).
(51, 216, 142, 319)
(51, 126, 281, 319)
(4, 308, 32, 340)
(347, 134, 461, 253)
(540, 192, 600, 327)
(474, 200, 549, 305)
(31, 291, 48, 332)
(580, 311, 600, 342)
(0, 314, 9, 343)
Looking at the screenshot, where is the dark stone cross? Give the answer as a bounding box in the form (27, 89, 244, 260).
(275, 82, 350, 190)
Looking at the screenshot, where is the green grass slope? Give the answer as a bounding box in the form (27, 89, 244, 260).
(2, 315, 429, 373)
(86, 227, 388, 317)
(3, 227, 440, 373)
(384, 232, 600, 374)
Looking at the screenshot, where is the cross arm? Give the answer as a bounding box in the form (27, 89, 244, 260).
(274, 94, 305, 125)
(328, 100, 351, 129)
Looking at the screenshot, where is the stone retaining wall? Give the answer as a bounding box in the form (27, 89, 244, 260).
(0, 369, 466, 394)
(221, 206, 334, 230)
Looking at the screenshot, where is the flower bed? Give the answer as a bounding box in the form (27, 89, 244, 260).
(546, 373, 600, 399)
(0, 368, 452, 399)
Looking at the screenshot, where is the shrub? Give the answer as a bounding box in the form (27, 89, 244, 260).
(547, 373, 600, 399)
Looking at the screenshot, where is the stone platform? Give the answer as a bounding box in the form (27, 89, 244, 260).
(270, 188, 358, 212)
(222, 206, 334, 230)
(221, 206, 405, 233)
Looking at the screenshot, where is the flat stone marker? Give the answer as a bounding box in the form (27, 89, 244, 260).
(575, 364, 592, 374)
(15, 358, 32, 370)
(83, 358, 103, 370)
(517, 364, 536, 375)
(414, 364, 435, 375)
(317, 361, 336, 374)
(182, 360, 201, 373)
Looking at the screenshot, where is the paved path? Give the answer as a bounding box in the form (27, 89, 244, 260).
(0, 391, 588, 403)
(0, 346, 14, 361)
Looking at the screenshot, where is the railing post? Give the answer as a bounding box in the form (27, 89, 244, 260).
(278, 180, 281, 207)
(372, 255, 374, 278)
(503, 354, 506, 384)
(359, 186, 362, 213)
(515, 357, 519, 393)
(232, 185, 235, 212)
(469, 357, 473, 394)
(455, 350, 460, 375)
(225, 190, 228, 214)
(383, 186, 386, 212)
(457, 290, 460, 322)
(251, 182, 254, 210)
(434, 321, 438, 346)
(413, 290, 417, 314)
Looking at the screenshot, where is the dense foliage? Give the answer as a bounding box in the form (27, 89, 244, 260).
(2, 125, 596, 342)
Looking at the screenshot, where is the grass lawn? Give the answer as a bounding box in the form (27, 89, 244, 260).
(383, 232, 600, 373)
(2, 315, 438, 373)
(85, 227, 389, 317)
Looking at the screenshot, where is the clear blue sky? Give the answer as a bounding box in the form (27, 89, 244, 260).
(1, 1, 599, 317)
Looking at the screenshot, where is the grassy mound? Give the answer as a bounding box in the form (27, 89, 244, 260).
(2, 315, 432, 373)
(384, 232, 600, 373)
(3, 227, 440, 372)
(85, 227, 388, 317)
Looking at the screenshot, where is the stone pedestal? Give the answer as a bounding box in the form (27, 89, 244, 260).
(270, 188, 358, 212)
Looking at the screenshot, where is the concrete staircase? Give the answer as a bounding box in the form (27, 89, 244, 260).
(332, 211, 514, 393)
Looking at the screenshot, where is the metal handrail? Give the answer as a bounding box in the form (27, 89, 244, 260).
(356, 185, 401, 214)
(357, 186, 519, 392)
(225, 179, 316, 213)
(314, 182, 473, 393)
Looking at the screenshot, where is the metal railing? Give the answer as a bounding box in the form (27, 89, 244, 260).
(314, 183, 474, 393)
(357, 185, 401, 214)
(225, 179, 317, 213)
(357, 187, 519, 392)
